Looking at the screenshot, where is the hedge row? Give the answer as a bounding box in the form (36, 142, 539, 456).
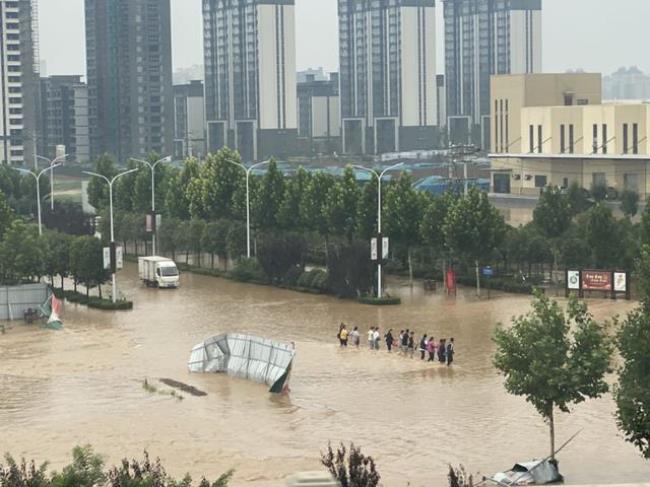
(53, 289, 134, 311)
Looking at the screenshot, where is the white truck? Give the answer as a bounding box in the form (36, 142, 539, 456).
(138, 256, 180, 288)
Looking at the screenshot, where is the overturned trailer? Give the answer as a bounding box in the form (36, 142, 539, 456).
(489, 459, 563, 486)
(188, 334, 295, 393)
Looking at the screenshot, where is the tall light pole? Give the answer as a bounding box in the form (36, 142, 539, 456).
(130, 156, 171, 256)
(225, 159, 270, 258)
(83, 168, 139, 303)
(15, 164, 62, 235)
(36, 154, 68, 210)
(353, 162, 404, 298)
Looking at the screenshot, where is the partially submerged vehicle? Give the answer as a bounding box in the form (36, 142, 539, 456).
(489, 459, 563, 486)
(188, 333, 295, 393)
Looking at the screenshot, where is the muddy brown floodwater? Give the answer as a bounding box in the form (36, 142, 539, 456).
(1, 264, 649, 486)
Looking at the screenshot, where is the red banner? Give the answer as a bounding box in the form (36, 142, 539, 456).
(581, 270, 612, 291)
(446, 269, 457, 295)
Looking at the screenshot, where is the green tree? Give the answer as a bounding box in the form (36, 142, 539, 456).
(193, 148, 244, 219)
(159, 217, 181, 260)
(0, 221, 43, 284)
(383, 173, 423, 285)
(566, 182, 590, 216)
(494, 293, 612, 459)
(165, 158, 200, 219)
(621, 190, 639, 218)
(615, 246, 650, 459)
(585, 203, 620, 268)
(70, 236, 110, 298)
(321, 443, 380, 487)
(640, 201, 650, 247)
(300, 171, 335, 237)
(278, 167, 311, 231)
(87, 155, 117, 211)
(50, 446, 105, 487)
(0, 190, 15, 240)
(322, 166, 360, 240)
(42, 231, 72, 289)
(202, 220, 230, 269)
(189, 219, 207, 266)
(420, 193, 454, 258)
(226, 221, 247, 262)
(253, 159, 286, 232)
(533, 187, 572, 239)
(356, 181, 378, 241)
(443, 189, 505, 295)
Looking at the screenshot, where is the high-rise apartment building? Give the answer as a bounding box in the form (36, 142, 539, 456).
(0, 0, 40, 165)
(444, 0, 542, 148)
(173, 80, 206, 159)
(203, 0, 298, 162)
(85, 0, 174, 162)
(39, 76, 90, 163)
(339, 0, 438, 155)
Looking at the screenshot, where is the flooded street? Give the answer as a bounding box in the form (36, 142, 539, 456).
(1, 265, 649, 486)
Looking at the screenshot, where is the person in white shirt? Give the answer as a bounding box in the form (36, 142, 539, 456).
(373, 328, 380, 350)
(367, 327, 374, 349)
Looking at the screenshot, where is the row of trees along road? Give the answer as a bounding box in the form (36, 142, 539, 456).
(494, 246, 650, 462)
(0, 191, 109, 297)
(87, 149, 509, 295)
(89, 149, 649, 296)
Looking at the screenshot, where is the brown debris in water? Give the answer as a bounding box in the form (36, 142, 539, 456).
(159, 378, 208, 397)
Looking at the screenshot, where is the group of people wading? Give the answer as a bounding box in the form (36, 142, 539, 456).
(337, 324, 455, 366)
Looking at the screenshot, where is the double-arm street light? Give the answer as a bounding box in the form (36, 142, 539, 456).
(83, 168, 139, 303)
(15, 164, 62, 235)
(353, 162, 404, 298)
(225, 159, 270, 258)
(130, 156, 172, 256)
(36, 153, 68, 210)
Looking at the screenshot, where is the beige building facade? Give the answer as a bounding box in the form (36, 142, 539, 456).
(490, 73, 650, 198)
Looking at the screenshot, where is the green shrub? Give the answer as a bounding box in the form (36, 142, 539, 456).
(230, 258, 266, 283)
(87, 298, 133, 311)
(283, 265, 303, 286)
(297, 269, 328, 291)
(358, 296, 401, 306)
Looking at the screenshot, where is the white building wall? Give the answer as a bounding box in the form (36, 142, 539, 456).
(283, 5, 297, 130)
(400, 5, 437, 127)
(400, 8, 419, 127)
(509, 9, 542, 75)
(257, 4, 279, 130)
(256, 4, 296, 131)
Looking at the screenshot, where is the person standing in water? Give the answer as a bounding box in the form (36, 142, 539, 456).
(407, 331, 415, 358)
(350, 326, 360, 348)
(385, 329, 394, 352)
(373, 327, 381, 350)
(438, 338, 447, 363)
(427, 336, 437, 362)
(339, 325, 349, 347)
(367, 327, 375, 349)
(401, 329, 410, 354)
(419, 334, 428, 360)
(447, 338, 455, 366)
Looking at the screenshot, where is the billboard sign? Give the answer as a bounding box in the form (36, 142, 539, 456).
(116, 246, 124, 270)
(614, 272, 628, 293)
(381, 237, 389, 260)
(103, 247, 111, 270)
(582, 270, 612, 291)
(370, 238, 378, 261)
(567, 270, 580, 290)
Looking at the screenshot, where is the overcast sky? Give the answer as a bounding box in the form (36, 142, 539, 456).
(38, 0, 649, 77)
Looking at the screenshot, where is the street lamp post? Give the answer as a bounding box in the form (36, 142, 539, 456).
(353, 162, 404, 298)
(83, 168, 139, 303)
(225, 159, 270, 258)
(130, 156, 171, 256)
(15, 164, 62, 235)
(36, 154, 68, 210)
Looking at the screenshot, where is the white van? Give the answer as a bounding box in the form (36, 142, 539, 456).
(138, 256, 180, 288)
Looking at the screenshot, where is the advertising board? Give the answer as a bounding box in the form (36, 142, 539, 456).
(581, 270, 612, 291)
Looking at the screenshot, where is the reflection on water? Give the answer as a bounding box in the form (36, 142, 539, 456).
(0, 264, 648, 486)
